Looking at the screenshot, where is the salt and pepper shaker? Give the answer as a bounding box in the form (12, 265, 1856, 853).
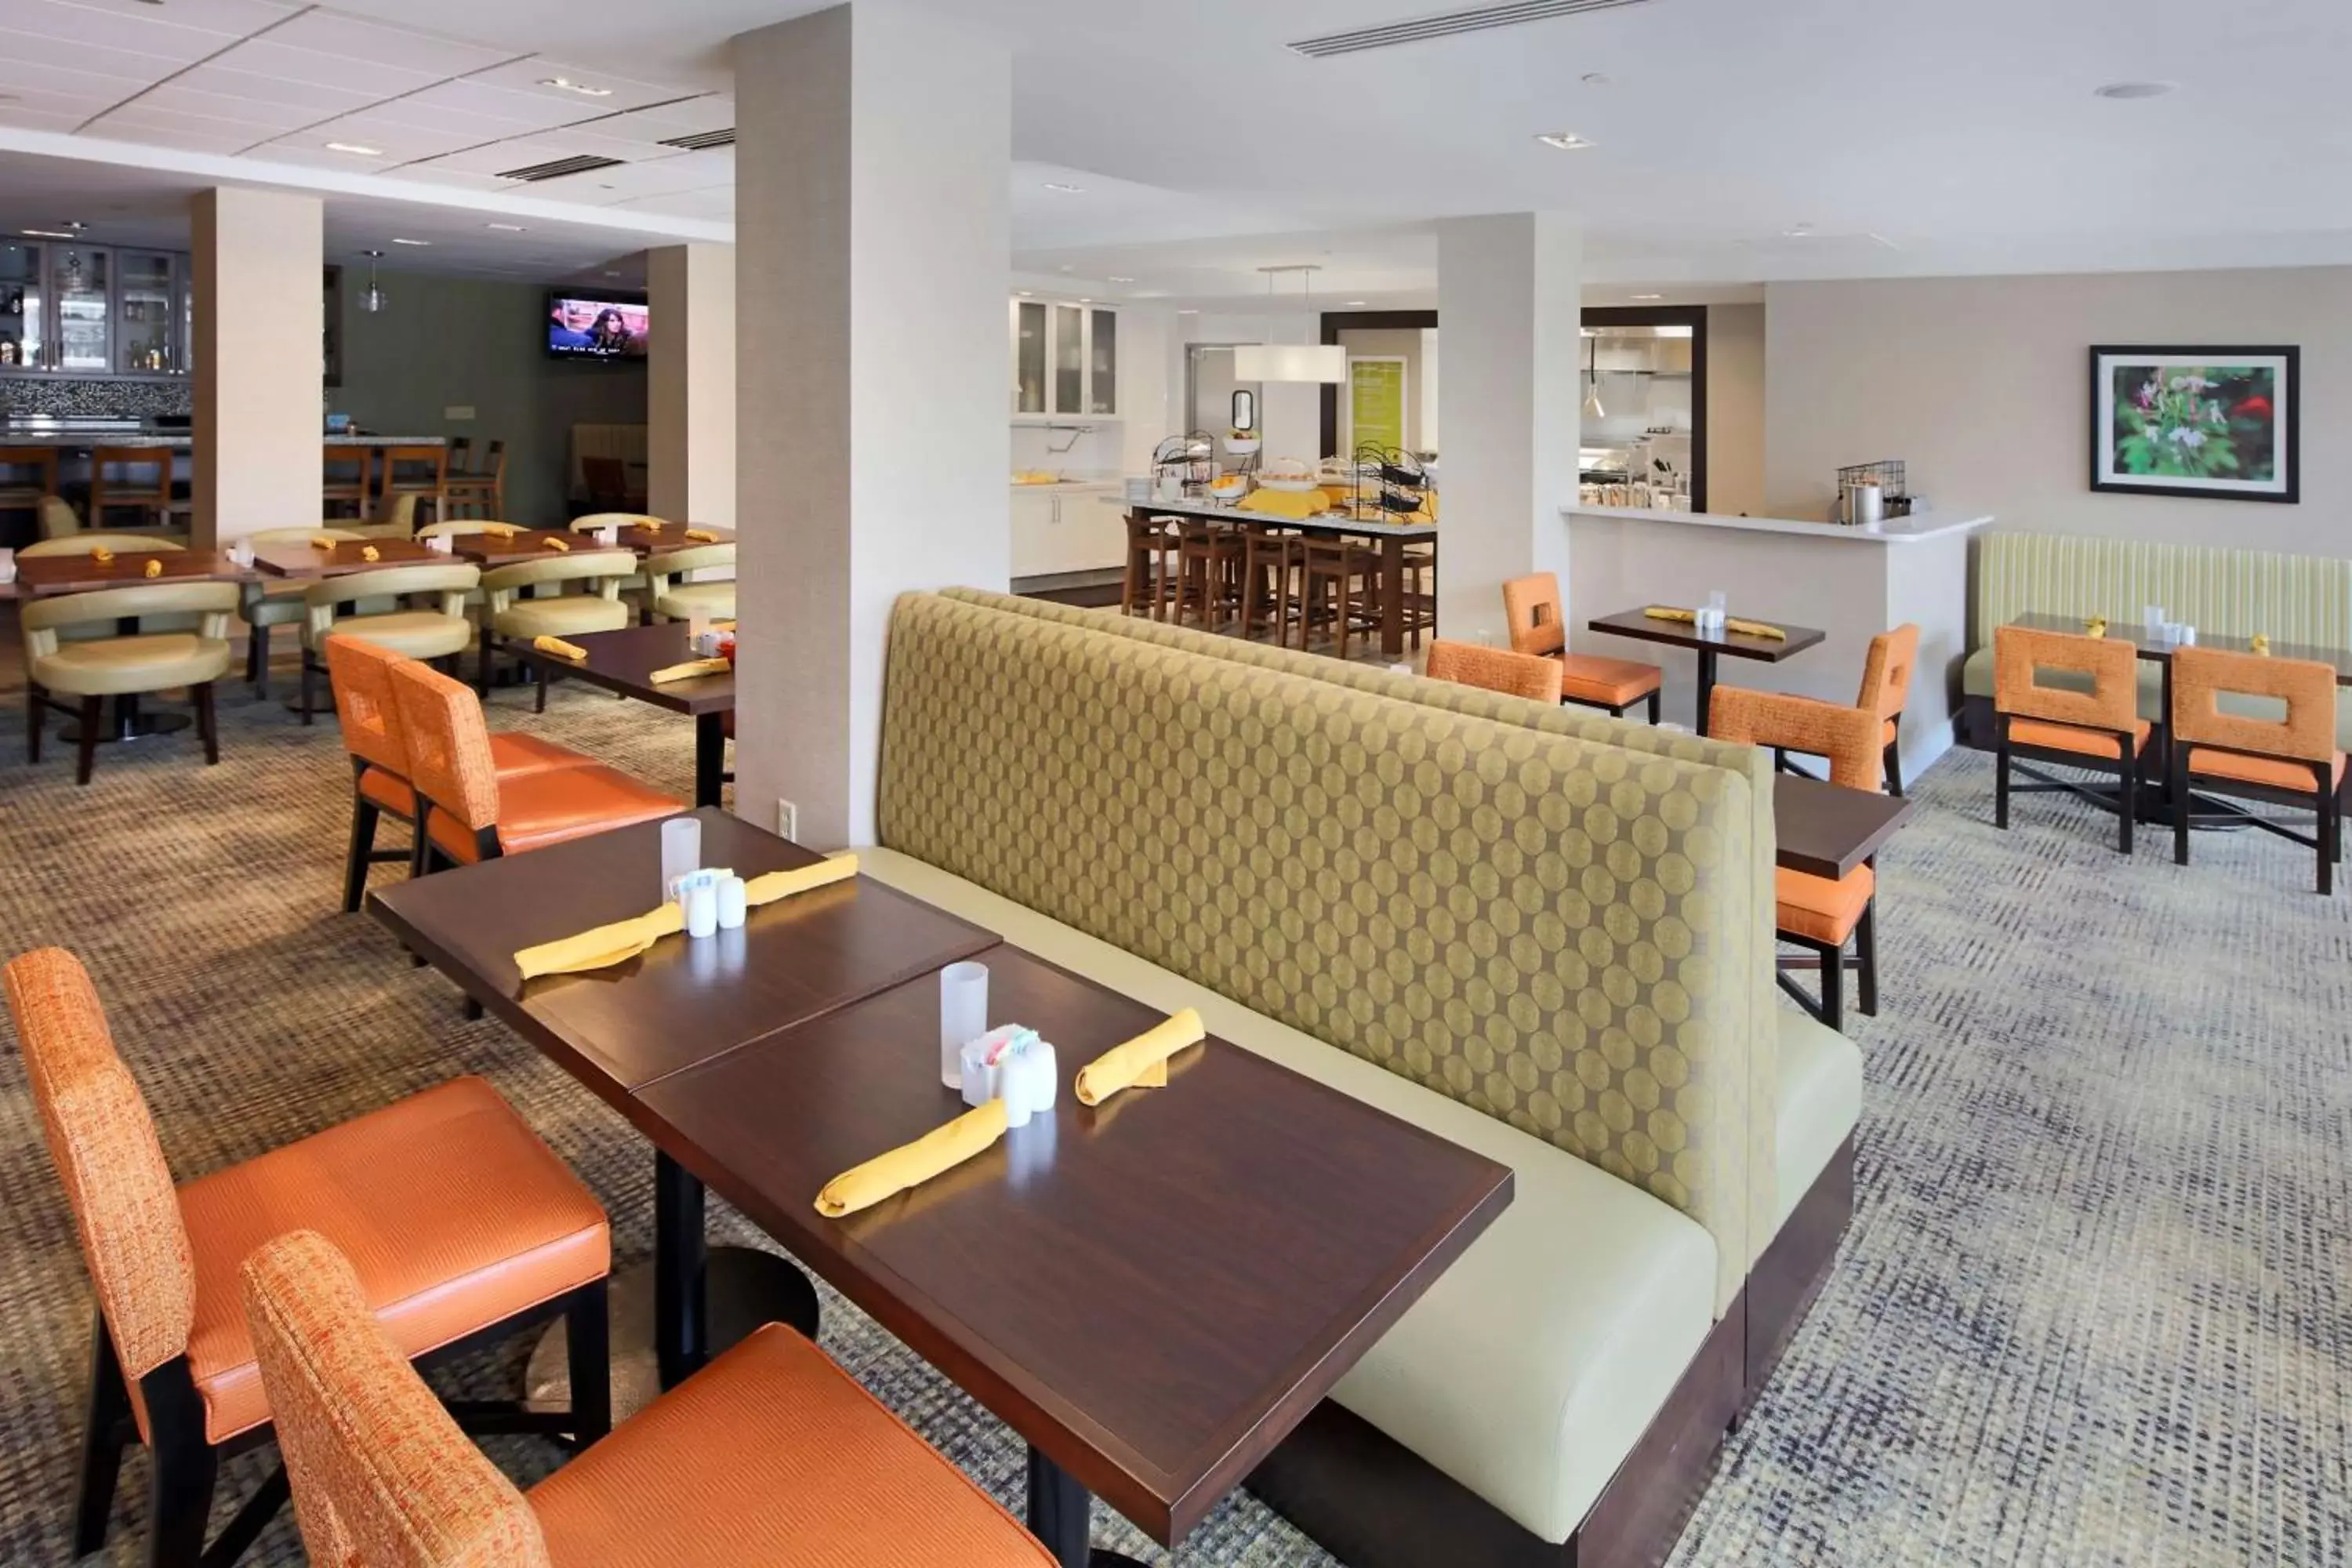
(684, 882, 719, 940)
(716, 875, 747, 931)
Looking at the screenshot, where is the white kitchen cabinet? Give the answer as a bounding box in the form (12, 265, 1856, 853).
(1010, 484, 1127, 578)
(1008, 297, 1119, 420)
(1011, 486, 1059, 576)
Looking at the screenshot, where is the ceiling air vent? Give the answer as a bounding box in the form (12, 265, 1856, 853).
(1288, 0, 1655, 59)
(497, 154, 626, 183)
(658, 128, 735, 152)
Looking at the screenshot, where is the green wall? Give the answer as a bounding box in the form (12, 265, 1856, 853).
(332, 268, 646, 526)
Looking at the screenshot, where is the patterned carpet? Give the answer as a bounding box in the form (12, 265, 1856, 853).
(0, 676, 2343, 1566)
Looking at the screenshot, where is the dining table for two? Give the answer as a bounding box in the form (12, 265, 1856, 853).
(370, 810, 1514, 1567)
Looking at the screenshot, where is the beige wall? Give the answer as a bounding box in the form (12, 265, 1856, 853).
(648, 242, 736, 526)
(1704, 303, 1766, 516)
(192, 187, 321, 547)
(1765, 267, 2352, 554)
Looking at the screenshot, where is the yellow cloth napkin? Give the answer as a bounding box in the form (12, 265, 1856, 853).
(742, 854, 858, 907)
(684, 528, 721, 543)
(1237, 489, 1329, 521)
(648, 657, 732, 684)
(638, 518, 665, 532)
(360, 546, 379, 562)
(514, 902, 684, 981)
(2252, 633, 2272, 656)
(308, 536, 338, 551)
(533, 635, 588, 659)
(1641, 606, 1786, 640)
(2084, 617, 2108, 639)
(712, 619, 737, 631)
(542, 535, 572, 552)
(90, 548, 113, 564)
(143, 558, 163, 578)
(485, 524, 518, 539)
(815, 1099, 1007, 1218)
(1644, 605, 1697, 624)
(1075, 1008, 1205, 1107)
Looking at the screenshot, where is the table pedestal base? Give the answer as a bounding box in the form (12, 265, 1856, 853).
(1026, 1447, 1152, 1568)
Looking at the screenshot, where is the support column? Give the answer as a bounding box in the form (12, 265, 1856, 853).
(731, 1, 1011, 848)
(191, 188, 322, 550)
(648, 242, 737, 526)
(1434, 213, 1582, 645)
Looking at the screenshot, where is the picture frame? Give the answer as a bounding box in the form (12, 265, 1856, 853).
(2090, 345, 2299, 504)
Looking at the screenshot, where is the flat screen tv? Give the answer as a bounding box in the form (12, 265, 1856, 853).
(547, 292, 648, 361)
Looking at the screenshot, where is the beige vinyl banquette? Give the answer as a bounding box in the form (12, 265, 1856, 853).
(858, 589, 1862, 1566)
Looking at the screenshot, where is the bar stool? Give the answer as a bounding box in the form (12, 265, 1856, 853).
(1240, 523, 1299, 643)
(376, 444, 448, 528)
(1398, 537, 1438, 651)
(1174, 520, 1244, 633)
(1296, 538, 1380, 659)
(1120, 513, 1180, 620)
(322, 445, 374, 519)
(89, 447, 188, 535)
(0, 445, 59, 545)
(444, 438, 506, 521)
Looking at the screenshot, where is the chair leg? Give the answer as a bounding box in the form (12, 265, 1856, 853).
(1820, 938, 1844, 1032)
(1885, 739, 1905, 797)
(74, 697, 100, 786)
(1647, 691, 1661, 725)
(535, 663, 550, 715)
(194, 684, 219, 765)
(2118, 743, 2136, 855)
(1994, 738, 2011, 829)
(74, 1316, 129, 1559)
(26, 681, 42, 764)
(2320, 779, 2336, 898)
(144, 1432, 218, 1568)
(564, 1283, 614, 1450)
(2174, 748, 2193, 867)
(298, 655, 316, 727)
(249, 623, 270, 699)
(343, 797, 379, 914)
(1855, 902, 1878, 1018)
(477, 629, 495, 694)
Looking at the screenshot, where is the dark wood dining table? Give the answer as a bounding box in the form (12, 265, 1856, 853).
(1588, 606, 1828, 733)
(372, 815, 1513, 1567)
(506, 624, 735, 808)
(1, 548, 250, 599)
(1774, 775, 1915, 880)
(447, 528, 608, 569)
(254, 537, 442, 578)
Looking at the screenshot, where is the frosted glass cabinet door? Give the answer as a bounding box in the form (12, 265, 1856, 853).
(51, 247, 111, 373)
(1052, 303, 1084, 415)
(0, 242, 42, 371)
(1013, 299, 1047, 414)
(1087, 307, 1116, 416)
(119, 251, 176, 373)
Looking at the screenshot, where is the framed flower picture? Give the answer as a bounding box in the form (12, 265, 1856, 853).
(2091, 346, 2299, 503)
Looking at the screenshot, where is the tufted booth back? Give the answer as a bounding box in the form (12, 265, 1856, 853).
(879, 591, 1770, 1309)
(1974, 532, 2352, 653)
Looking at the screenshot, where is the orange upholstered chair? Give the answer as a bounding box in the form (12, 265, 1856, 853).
(1992, 624, 2148, 854)
(1859, 622, 1921, 795)
(325, 637, 601, 909)
(1502, 572, 1664, 721)
(242, 1229, 1057, 1568)
(2, 948, 613, 1568)
(385, 655, 682, 869)
(1711, 685, 1884, 1030)
(1425, 638, 1566, 704)
(2170, 646, 2347, 894)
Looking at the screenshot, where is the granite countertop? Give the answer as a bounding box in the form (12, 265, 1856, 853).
(1566, 503, 1994, 545)
(0, 430, 448, 447)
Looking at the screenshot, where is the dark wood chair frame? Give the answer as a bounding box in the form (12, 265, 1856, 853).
(340, 753, 436, 913)
(1994, 710, 2143, 855)
(1773, 870, 1878, 1033)
(1563, 688, 1664, 725)
(2171, 742, 2346, 896)
(1294, 539, 1380, 659)
(1239, 525, 1299, 644)
(27, 680, 218, 786)
(74, 1277, 610, 1568)
(1120, 516, 1180, 621)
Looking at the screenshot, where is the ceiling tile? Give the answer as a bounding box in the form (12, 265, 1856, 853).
(257, 9, 519, 76)
(0, 102, 83, 135)
(171, 63, 384, 115)
(85, 103, 274, 148)
(608, 187, 735, 221)
(0, 80, 136, 120)
(403, 135, 589, 176)
(377, 163, 511, 192)
(202, 38, 442, 96)
(0, 58, 154, 106)
(0, 0, 278, 60)
(571, 148, 728, 199)
(388, 77, 620, 136)
(266, 111, 490, 162)
(82, 117, 260, 155)
(136, 81, 342, 132)
(456, 56, 699, 116)
(351, 82, 575, 139)
(0, 24, 193, 85)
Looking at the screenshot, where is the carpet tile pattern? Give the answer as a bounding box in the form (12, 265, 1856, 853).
(0, 677, 2343, 1565)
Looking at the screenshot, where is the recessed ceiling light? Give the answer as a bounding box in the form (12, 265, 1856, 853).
(1782, 223, 1817, 238)
(1108, 275, 1135, 283)
(325, 142, 383, 157)
(390, 237, 430, 246)
(1041, 181, 1084, 193)
(1178, 308, 1199, 314)
(1346, 299, 1367, 307)
(1632, 292, 1664, 300)
(23, 228, 77, 240)
(1581, 72, 1611, 85)
(1016, 289, 1033, 296)
(57, 220, 86, 230)
(484, 222, 528, 233)
(1535, 132, 1595, 151)
(1077, 297, 1093, 303)
(539, 77, 615, 97)
(2094, 80, 2176, 100)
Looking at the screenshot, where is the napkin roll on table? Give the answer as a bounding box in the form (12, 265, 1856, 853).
(648, 657, 733, 685)
(815, 1098, 1008, 1218)
(1643, 605, 1788, 641)
(533, 635, 589, 659)
(513, 902, 686, 981)
(1075, 1007, 1206, 1106)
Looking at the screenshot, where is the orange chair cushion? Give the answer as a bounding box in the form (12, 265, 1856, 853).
(2187, 746, 2348, 793)
(531, 1323, 1053, 1567)
(361, 734, 599, 819)
(1776, 863, 1875, 947)
(1556, 654, 1663, 708)
(428, 765, 683, 864)
(2008, 716, 2151, 760)
(175, 1076, 609, 1444)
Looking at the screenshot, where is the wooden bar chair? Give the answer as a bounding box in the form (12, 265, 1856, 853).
(445, 438, 507, 520)
(1120, 513, 1180, 620)
(2170, 645, 2347, 895)
(478, 550, 639, 702)
(1992, 624, 2147, 855)
(1173, 520, 1244, 633)
(387, 655, 681, 870)
(376, 444, 449, 528)
(325, 637, 601, 910)
(1295, 537, 1379, 657)
(0, 444, 60, 543)
(89, 447, 189, 535)
(2, 948, 615, 1568)
(239, 1230, 1054, 1568)
(1425, 638, 1564, 703)
(1238, 521, 1298, 642)
(21, 582, 235, 785)
(1398, 537, 1438, 652)
(1502, 572, 1664, 721)
(1709, 685, 1885, 1031)
(298, 561, 481, 725)
(644, 542, 735, 625)
(321, 445, 374, 519)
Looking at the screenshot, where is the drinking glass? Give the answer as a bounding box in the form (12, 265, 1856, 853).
(939, 962, 989, 1089)
(660, 817, 701, 904)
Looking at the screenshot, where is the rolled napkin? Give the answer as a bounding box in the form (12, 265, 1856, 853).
(1725, 617, 1788, 641)
(712, 619, 737, 631)
(2252, 633, 2272, 656)
(485, 524, 518, 538)
(360, 545, 379, 562)
(639, 518, 665, 532)
(684, 528, 720, 543)
(742, 854, 859, 908)
(533, 635, 589, 659)
(90, 547, 113, 565)
(308, 535, 339, 551)
(541, 535, 572, 552)
(815, 1098, 1007, 1219)
(513, 901, 685, 980)
(2084, 616, 2108, 639)
(1643, 605, 1697, 624)
(1075, 1007, 1205, 1107)
(143, 558, 163, 578)
(648, 656, 733, 684)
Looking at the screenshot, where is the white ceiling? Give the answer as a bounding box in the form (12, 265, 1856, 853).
(0, 0, 2348, 292)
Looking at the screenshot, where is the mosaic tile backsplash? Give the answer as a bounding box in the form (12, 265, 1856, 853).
(0, 378, 193, 419)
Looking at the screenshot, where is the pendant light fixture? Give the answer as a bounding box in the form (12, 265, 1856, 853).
(1581, 328, 1605, 421)
(359, 249, 387, 314)
(1232, 265, 1347, 383)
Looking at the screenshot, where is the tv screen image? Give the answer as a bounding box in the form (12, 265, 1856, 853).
(548, 295, 648, 360)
